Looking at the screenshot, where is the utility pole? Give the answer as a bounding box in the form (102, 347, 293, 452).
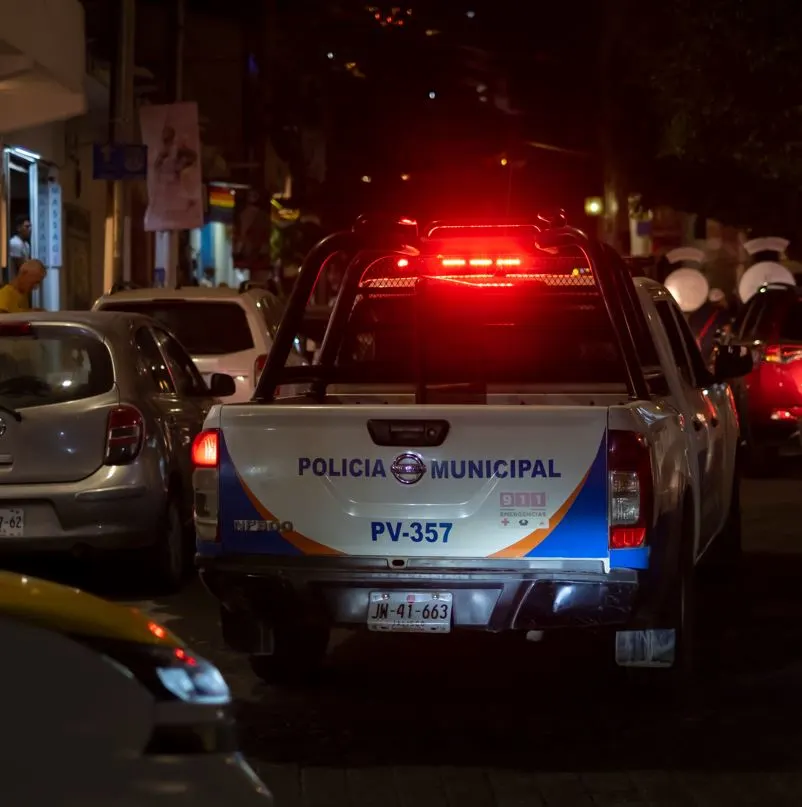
(599, 1, 628, 252)
(107, 0, 136, 292)
(156, 0, 184, 288)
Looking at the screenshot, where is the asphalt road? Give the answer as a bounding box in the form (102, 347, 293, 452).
(11, 471, 802, 806)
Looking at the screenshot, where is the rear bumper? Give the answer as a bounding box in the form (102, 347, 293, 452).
(0, 461, 165, 553)
(197, 554, 645, 642)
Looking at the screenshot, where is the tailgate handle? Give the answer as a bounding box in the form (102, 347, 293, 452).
(367, 419, 450, 447)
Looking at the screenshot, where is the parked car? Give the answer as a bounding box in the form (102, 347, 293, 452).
(94, 286, 306, 402)
(720, 282, 802, 472)
(0, 312, 235, 590)
(1, 569, 272, 805)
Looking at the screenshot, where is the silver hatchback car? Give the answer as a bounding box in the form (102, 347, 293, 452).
(0, 312, 235, 590)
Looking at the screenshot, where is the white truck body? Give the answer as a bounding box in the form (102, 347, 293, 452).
(192, 222, 749, 674)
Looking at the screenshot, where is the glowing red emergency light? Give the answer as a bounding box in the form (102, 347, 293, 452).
(439, 256, 522, 269)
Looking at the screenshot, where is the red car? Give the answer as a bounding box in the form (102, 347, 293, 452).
(726, 283, 802, 471)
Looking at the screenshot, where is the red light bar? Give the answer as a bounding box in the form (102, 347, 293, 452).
(438, 256, 522, 269)
(425, 222, 540, 239)
(0, 322, 34, 337)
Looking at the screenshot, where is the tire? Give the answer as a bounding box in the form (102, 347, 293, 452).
(143, 496, 186, 594)
(248, 625, 330, 686)
(624, 499, 697, 688)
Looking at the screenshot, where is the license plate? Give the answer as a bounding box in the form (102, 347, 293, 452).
(0, 508, 24, 538)
(367, 591, 452, 633)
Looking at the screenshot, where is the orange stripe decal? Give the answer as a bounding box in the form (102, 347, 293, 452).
(489, 466, 593, 559)
(237, 473, 344, 556)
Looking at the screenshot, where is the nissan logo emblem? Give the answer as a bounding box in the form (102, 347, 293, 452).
(390, 453, 427, 485)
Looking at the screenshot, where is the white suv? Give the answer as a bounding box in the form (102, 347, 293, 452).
(94, 286, 304, 402)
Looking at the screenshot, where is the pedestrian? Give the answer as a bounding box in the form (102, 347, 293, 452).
(689, 288, 731, 361)
(8, 215, 31, 278)
(0, 259, 46, 313)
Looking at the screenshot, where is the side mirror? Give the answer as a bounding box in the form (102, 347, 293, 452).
(714, 344, 753, 381)
(208, 372, 236, 397)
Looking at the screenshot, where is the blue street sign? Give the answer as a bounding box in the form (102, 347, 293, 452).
(92, 143, 148, 181)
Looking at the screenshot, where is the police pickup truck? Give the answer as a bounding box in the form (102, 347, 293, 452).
(192, 214, 752, 684)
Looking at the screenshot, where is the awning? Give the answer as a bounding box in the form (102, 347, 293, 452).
(0, 0, 86, 132)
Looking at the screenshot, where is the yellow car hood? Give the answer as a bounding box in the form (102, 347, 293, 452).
(0, 571, 182, 647)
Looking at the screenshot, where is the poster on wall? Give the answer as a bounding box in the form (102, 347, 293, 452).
(139, 101, 203, 232)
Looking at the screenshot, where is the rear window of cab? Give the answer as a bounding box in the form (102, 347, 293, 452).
(99, 300, 254, 355)
(337, 281, 629, 385)
(0, 324, 114, 408)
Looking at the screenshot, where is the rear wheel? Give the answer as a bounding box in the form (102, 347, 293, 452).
(248, 625, 330, 686)
(620, 501, 698, 689)
(143, 496, 186, 594)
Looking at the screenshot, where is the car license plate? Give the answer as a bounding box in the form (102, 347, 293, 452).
(0, 508, 24, 537)
(367, 591, 452, 633)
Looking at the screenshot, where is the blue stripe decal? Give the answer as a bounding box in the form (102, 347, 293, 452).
(216, 435, 302, 556)
(525, 434, 609, 559)
(610, 546, 650, 570)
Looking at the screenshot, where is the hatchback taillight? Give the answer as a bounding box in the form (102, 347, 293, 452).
(764, 344, 802, 364)
(608, 430, 653, 549)
(105, 405, 144, 465)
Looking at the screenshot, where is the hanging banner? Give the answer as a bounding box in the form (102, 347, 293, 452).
(139, 101, 203, 231)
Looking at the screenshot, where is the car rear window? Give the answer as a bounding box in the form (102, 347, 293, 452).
(100, 301, 254, 355)
(335, 279, 628, 385)
(0, 325, 114, 409)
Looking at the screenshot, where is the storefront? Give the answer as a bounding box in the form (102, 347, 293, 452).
(0, 0, 85, 308)
(1, 142, 63, 309)
(188, 182, 251, 287)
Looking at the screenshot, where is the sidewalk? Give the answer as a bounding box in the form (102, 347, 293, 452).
(257, 765, 802, 807)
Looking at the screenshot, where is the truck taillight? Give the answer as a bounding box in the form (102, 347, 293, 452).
(192, 429, 219, 468)
(608, 430, 653, 549)
(105, 405, 144, 465)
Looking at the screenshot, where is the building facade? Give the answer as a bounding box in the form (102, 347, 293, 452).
(0, 0, 87, 307)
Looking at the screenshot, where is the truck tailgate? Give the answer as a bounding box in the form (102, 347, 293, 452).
(217, 405, 609, 561)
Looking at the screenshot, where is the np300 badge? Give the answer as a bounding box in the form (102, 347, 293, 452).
(391, 453, 427, 485)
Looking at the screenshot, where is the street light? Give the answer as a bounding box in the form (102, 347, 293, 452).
(585, 197, 603, 216)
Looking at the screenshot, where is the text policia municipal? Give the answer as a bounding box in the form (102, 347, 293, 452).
(297, 457, 562, 480)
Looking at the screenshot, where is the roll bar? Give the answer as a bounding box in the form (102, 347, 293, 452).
(253, 215, 652, 402)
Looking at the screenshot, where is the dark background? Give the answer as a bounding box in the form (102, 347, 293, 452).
(81, 0, 802, 242)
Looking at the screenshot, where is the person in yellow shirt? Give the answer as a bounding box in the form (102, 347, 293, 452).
(0, 259, 46, 313)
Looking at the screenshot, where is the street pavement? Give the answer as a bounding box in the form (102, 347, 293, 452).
(11, 471, 802, 806)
